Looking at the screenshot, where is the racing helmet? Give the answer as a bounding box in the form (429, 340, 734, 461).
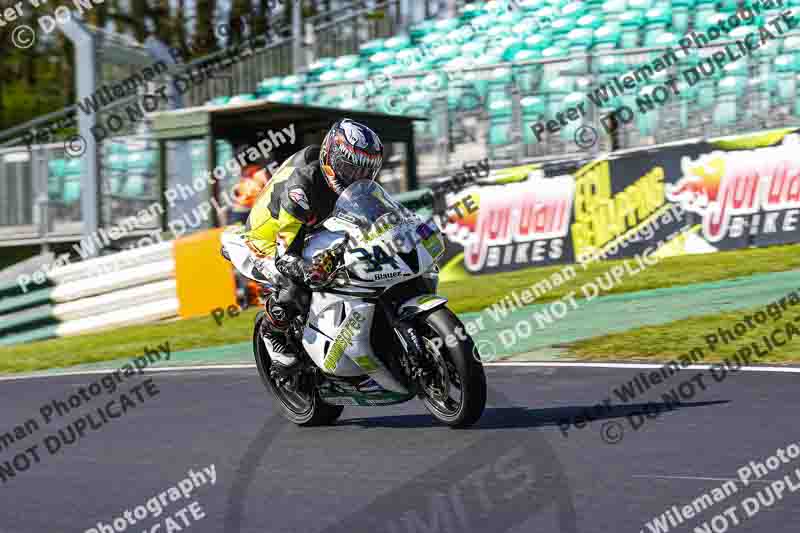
(319, 118, 384, 194)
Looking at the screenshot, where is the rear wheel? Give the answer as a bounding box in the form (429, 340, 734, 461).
(417, 307, 486, 428)
(253, 312, 343, 426)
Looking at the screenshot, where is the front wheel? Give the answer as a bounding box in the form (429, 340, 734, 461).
(253, 312, 343, 426)
(417, 307, 487, 428)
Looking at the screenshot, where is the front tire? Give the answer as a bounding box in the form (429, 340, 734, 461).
(418, 307, 487, 428)
(253, 312, 343, 426)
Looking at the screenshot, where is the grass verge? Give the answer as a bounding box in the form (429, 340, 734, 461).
(0, 308, 260, 374)
(2, 243, 800, 373)
(568, 305, 800, 364)
(444, 242, 800, 314)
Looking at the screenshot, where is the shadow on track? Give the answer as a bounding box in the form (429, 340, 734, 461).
(336, 400, 730, 429)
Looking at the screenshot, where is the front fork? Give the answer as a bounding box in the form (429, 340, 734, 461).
(392, 318, 435, 386)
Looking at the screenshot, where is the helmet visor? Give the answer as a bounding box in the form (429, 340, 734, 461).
(330, 149, 380, 184)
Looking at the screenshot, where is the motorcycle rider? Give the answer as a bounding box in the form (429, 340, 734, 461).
(242, 118, 384, 374)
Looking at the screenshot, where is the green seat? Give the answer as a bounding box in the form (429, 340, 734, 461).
(382, 63, 408, 78)
(318, 70, 346, 82)
(228, 93, 257, 105)
(106, 143, 129, 155)
(696, 78, 715, 107)
(460, 2, 488, 19)
(498, 37, 527, 62)
(106, 154, 127, 172)
(266, 91, 301, 104)
(577, 13, 604, 29)
(545, 76, 573, 113)
(488, 105, 513, 156)
(121, 174, 147, 197)
(461, 40, 487, 57)
(713, 95, 738, 127)
(567, 27, 593, 48)
(448, 85, 482, 111)
(775, 55, 797, 102)
(433, 44, 461, 64)
(409, 20, 437, 40)
(534, 6, 559, 22)
(417, 72, 447, 93)
(434, 18, 461, 32)
(384, 35, 412, 51)
(521, 95, 546, 143)
(281, 74, 307, 90)
(486, 24, 515, 40)
(551, 17, 577, 36)
(64, 158, 82, 175)
(333, 55, 361, 70)
(396, 48, 424, 68)
(359, 38, 385, 58)
(634, 85, 660, 136)
(593, 23, 620, 48)
(514, 17, 543, 35)
(206, 96, 230, 106)
(618, 11, 643, 48)
(562, 1, 589, 18)
(602, 0, 627, 14)
(495, 11, 523, 25)
(524, 33, 552, 51)
(378, 93, 406, 115)
(258, 77, 283, 93)
(63, 178, 80, 203)
(718, 75, 746, 97)
(307, 58, 335, 77)
(343, 67, 369, 81)
(559, 91, 587, 141)
(368, 51, 396, 69)
(48, 159, 66, 177)
(645, 6, 671, 27)
(671, 6, 690, 33)
(127, 151, 156, 171)
(469, 14, 495, 31)
(517, 0, 546, 10)
(692, 7, 717, 31)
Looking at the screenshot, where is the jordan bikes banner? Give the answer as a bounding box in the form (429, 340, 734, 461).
(435, 128, 800, 276)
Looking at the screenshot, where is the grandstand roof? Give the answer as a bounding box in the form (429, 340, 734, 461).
(150, 100, 427, 188)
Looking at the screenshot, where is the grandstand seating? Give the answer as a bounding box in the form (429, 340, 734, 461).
(43, 0, 800, 207)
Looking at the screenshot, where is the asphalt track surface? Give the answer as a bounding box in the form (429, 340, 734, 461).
(1, 364, 800, 533)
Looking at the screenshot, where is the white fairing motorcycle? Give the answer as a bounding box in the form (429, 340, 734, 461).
(221, 180, 486, 428)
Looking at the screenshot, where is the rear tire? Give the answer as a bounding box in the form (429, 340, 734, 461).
(418, 307, 486, 428)
(253, 312, 343, 426)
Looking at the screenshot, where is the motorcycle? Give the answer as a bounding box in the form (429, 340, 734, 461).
(221, 180, 486, 428)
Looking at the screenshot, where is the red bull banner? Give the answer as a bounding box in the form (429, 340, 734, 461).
(436, 128, 800, 276)
(668, 131, 800, 247)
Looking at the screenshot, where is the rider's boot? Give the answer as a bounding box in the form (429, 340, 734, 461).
(260, 294, 300, 376)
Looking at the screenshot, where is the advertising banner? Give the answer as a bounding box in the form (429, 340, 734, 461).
(436, 128, 800, 277)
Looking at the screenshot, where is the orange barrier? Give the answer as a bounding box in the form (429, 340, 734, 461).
(173, 228, 237, 318)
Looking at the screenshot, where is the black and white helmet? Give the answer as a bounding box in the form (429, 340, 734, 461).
(319, 118, 384, 194)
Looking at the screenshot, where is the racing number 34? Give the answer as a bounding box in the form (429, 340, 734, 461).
(351, 245, 399, 273)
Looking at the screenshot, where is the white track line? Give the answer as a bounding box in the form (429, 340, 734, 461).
(632, 475, 774, 484)
(2, 360, 800, 382)
(488, 361, 800, 372)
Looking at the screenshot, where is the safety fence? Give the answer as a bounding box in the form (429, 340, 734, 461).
(0, 229, 236, 346)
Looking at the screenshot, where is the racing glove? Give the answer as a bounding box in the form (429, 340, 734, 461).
(275, 254, 308, 284)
